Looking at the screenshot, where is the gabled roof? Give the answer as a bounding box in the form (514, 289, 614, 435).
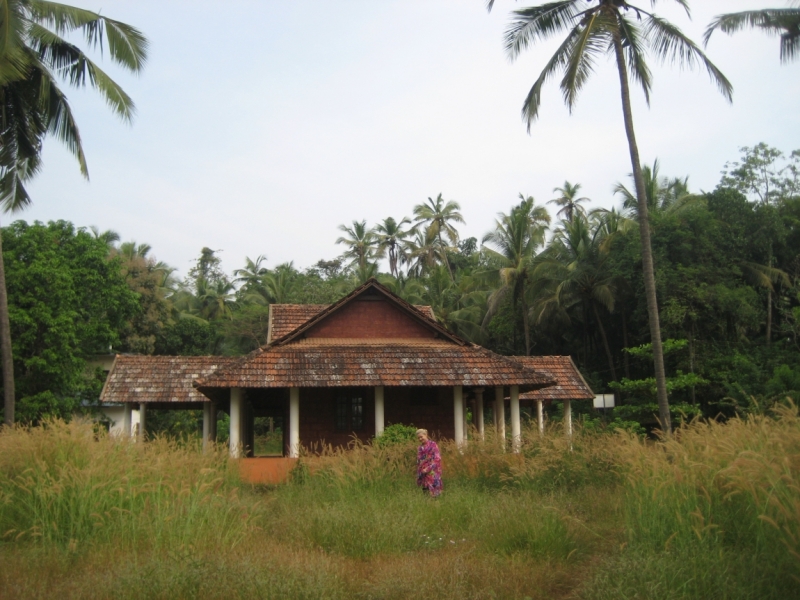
(269, 303, 435, 342)
(512, 356, 594, 400)
(269, 278, 462, 347)
(100, 355, 239, 404)
(196, 279, 556, 391)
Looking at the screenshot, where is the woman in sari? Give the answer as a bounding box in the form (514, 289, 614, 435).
(416, 428, 442, 497)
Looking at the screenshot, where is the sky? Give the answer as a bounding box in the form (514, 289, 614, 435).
(19, 0, 800, 279)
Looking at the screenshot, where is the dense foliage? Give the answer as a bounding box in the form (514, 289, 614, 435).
(1, 145, 798, 428)
(0, 221, 138, 421)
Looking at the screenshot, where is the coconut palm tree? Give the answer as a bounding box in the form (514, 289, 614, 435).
(374, 217, 411, 277)
(88, 226, 120, 252)
(614, 160, 701, 219)
(413, 265, 487, 342)
(705, 4, 800, 64)
(533, 213, 623, 380)
(412, 194, 465, 282)
(233, 255, 268, 295)
(481, 195, 550, 355)
(493, 0, 732, 433)
(261, 263, 300, 305)
(549, 181, 589, 223)
(405, 227, 439, 277)
(0, 1, 147, 424)
(336, 220, 377, 271)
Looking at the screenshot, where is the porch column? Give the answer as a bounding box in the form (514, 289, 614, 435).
(138, 403, 147, 442)
(289, 387, 300, 458)
(230, 388, 243, 458)
(463, 396, 469, 442)
(494, 386, 505, 450)
(537, 400, 544, 437)
(564, 398, 573, 441)
(474, 388, 485, 439)
(122, 402, 133, 438)
(453, 385, 464, 447)
(374, 385, 385, 437)
(510, 385, 520, 453)
(202, 401, 217, 451)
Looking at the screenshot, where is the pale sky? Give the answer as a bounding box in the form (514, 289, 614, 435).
(19, 0, 800, 279)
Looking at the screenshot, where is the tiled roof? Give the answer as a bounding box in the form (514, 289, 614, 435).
(512, 356, 594, 400)
(269, 303, 435, 342)
(269, 305, 328, 341)
(100, 355, 239, 404)
(196, 338, 555, 390)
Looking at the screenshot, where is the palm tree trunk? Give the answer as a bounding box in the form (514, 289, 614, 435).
(613, 30, 671, 434)
(439, 233, 455, 283)
(766, 288, 773, 346)
(689, 321, 696, 405)
(766, 243, 774, 346)
(593, 303, 617, 382)
(583, 305, 589, 367)
(622, 312, 631, 379)
(522, 298, 531, 356)
(0, 226, 15, 426)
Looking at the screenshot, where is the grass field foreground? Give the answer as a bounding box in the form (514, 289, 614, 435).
(0, 404, 798, 599)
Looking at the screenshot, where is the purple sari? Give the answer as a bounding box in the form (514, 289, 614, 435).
(416, 439, 442, 497)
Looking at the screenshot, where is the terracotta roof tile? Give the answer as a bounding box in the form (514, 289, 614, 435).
(512, 356, 594, 400)
(196, 340, 555, 390)
(100, 355, 239, 404)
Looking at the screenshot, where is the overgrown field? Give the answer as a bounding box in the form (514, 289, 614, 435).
(0, 405, 798, 599)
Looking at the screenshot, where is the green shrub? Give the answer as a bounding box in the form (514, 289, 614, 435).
(374, 423, 418, 448)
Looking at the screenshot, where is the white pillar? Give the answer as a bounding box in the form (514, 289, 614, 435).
(289, 387, 300, 458)
(463, 395, 469, 443)
(474, 388, 484, 439)
(138, 403, 147, 442)
(374, 385, 385, 437)
(210, 401, 217, 442)
(453, 385, 464, 447)
(537, 399, 544, 437)
(230, 388, 243, 458)
(510, 385, 520, 453)
(564, 398, 573, 440)
(122, 403, 133, 438)
(203, 401, 217, 450)
(495, 386, 505, 450)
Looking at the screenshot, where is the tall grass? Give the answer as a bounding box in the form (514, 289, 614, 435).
(1, 406, 798, 599)
(581, 402, 800, 599)
(0, 419, 253, 552)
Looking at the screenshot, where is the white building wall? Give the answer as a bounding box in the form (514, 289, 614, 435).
(104, 405, 141, 438)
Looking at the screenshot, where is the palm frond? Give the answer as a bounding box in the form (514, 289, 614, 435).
(704, 9, 800, 43)
(644, 14, 733, 101)
(504, 1, 583, 59)
(561, 12, 609, 112)
(31, 1, 148, 71)
(740, 261, 791, 290)
(617, 13, 652, 104)
(521, 23, 582, 128)
(29, 23, 136, 120)
(781, 32, 799, 62)
(37, 67, 88, 176)
(0, 168, 32, 212)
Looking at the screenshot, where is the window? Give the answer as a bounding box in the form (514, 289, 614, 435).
(335, 390, 364, 431)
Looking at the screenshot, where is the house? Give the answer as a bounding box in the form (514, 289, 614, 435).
(101, 279, 592, 460)
(514, 356, 595, 437)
